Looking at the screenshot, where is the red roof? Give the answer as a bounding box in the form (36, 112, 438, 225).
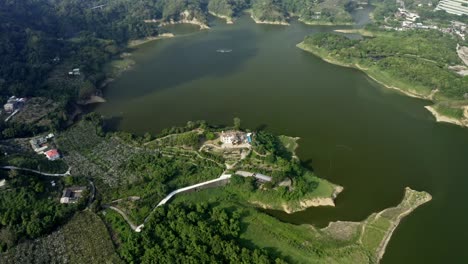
(45, 149, 60, 158)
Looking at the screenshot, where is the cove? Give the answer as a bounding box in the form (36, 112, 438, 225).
(95, 13, 468, 263)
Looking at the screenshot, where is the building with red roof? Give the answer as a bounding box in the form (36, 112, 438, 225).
(44, 149, 60, 161)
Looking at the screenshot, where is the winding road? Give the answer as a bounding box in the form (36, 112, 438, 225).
(1, 166, 71, 177)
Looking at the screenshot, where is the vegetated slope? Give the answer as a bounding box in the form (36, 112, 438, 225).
(0, 211, 122, 264)
(0, 0, 355, 102)
(0, 170, 79, 251)
(299, 30, 468, 121)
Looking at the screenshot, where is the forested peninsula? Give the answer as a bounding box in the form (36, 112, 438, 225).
(0, 116, 432, 263)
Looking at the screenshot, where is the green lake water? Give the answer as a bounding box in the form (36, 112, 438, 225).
(96, 12, 468, 263)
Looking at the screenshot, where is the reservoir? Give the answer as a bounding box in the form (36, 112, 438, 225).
(96, 13, 468, 263)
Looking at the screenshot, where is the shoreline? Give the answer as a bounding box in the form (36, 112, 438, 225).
(375, 187, 432, 262)
(424, 105, 466, 126)
(251, 16, 290, 25)
(92, 33, 176, 103)
(153, 19, 210, 30)
(299, 18, 353, 26)
(128, 33, 175, 48)
(209, 11, 234, 24)
(252, 184, 344, 214)
(296, 42, 468, 128)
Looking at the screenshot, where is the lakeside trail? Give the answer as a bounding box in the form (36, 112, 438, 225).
(374, 188, 432, 262)
(296, 42, 468, 129)
(353, 187, 432, 262)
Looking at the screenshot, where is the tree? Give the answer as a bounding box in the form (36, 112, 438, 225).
(234, 117, 241, 130)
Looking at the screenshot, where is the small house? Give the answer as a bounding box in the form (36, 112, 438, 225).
(60, 187, 86, 204)
(30, 136, 48, 153)
(3, 102, 17, 112)
(44, 149, 60, 160)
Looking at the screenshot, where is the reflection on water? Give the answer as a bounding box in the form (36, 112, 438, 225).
(96, 12, 468, 263)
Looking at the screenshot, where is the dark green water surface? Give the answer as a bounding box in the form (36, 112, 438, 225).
(96, 13, 468, 263)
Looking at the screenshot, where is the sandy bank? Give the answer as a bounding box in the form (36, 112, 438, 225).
(128, 33, 175, 48)
(251, 185, 344, 214)
(149, 19, 210, 30)
(209, 11, 234, 24)
(78, 95, 106, 105)
(424, 106, 465, 126)
(246, 11, 289, 25)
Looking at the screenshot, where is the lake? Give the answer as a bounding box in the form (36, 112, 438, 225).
(96, 11, 468, 263)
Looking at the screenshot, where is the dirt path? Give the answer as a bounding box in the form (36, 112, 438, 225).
(103, 205, 138, 231)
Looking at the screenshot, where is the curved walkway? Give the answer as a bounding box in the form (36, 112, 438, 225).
(1, 166, 71, 177)
(134, 174, 232, 232)
(103, 205, 139, 231)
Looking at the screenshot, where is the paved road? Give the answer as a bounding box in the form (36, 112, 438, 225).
(135, 174, 232, 232)
(1, 166, 71, 177)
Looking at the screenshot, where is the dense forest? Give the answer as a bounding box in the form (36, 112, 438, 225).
(0, 170, 86, 251)
(117, 203, 285, 263)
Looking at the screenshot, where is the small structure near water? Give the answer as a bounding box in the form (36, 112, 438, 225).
(220, 131, 252, 145)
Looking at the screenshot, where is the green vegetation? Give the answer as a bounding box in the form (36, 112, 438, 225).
(0, 0, 357, 110)
(1, 211, 121, 263)
(299, 30, 468, 122)
(169, 186, 431, 263)
(228, 172, 337, 212)
(0, 171, 83, 251)
(115, 203, 284, 263)
(208, 0, 248, 19)
(433, 103, 465, 119)
(0, 116, 433, 263)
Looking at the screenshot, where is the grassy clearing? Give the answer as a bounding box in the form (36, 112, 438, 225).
(279, 135, 299, 156)
(433, 103, 465, 119)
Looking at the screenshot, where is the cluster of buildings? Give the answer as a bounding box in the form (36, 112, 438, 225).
(441, 21, 467, 40)
(396, 8, 420, 22)
(388, 6, 467, 40)
(3, 96, 26, 113)
(29, 133, 61, 161)
(220, 131, 253, 145)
